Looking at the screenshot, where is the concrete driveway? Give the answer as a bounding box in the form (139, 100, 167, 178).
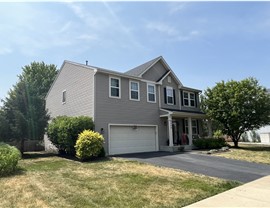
(116, 151, 270, 183)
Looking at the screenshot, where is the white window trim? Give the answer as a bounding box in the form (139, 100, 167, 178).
(183, 91, 196, 108)
(129, 80, 140, 101)
(62, 90, 66, 104)
(109, 76, 121, 99)
(147, 83, 156, 103)
(166, 86, 174, 105)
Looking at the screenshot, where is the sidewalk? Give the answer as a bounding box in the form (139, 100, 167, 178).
(185, 175, 270, 207)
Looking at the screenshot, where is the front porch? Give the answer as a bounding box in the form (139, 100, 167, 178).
(160, 108, 207, 152)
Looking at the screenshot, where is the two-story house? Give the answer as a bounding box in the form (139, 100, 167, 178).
(45, 56, 206, 155)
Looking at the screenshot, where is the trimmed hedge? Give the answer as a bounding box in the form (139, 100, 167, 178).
(193, 138, 227, 149)
(0, 143, 21, 176)
(75, 130, 104, 160)
(47, 116, 94, 155)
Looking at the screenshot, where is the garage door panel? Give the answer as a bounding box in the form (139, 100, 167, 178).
(110, 140, 156, 148)
(109, 125, 157, 155)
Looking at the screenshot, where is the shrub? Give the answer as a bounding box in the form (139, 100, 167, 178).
(75, 130, 104, 160)
(47, 116, 94, 155)
(0, 143, 21, 176)
(193, 138, 227, 149)
(213, 130, 223, 138)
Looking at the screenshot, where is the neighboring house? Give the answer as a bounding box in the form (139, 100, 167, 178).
(44, 56, 206, 155)
(244, 89, 270, 144)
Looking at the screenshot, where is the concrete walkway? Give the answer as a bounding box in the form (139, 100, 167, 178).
(185, 175, 270, 207)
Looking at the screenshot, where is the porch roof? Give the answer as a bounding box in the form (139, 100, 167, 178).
(160, 108, 206, 119)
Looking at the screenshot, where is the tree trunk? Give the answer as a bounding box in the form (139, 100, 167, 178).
(233, 139, 239, 148)
(232, 134, 240, 148)
(20, 138, 25, 155)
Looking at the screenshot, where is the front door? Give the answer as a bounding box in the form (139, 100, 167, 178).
(172, 121, 179, 145)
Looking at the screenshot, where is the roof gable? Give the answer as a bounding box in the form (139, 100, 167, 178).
(125, 56, 183, 87)
(124, 56, 161, 77)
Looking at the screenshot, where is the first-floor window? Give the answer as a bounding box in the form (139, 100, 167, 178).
(110, 77, 121, 98)
(184, 119, 198, 135)
(147, 84, 156, 103)
(184, 119, 189, 134)
(192, 119, 198, 135)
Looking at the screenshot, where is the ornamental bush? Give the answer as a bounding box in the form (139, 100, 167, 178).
(193, 138, 227, 149)
(75, 130, 104, 161)
(47, 116, 94, 155)
(0, 143, 21, 176)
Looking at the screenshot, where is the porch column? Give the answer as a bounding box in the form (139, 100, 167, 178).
(168, 115, 173, 147)
(188, 117, 193, 146)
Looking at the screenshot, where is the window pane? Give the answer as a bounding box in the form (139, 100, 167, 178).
(190, 100, 195, 106)
(131, 82, 138, 91)
(190, 93, 195, 99)
(184, 99, 189, 106)
(192, 120, 197, 126)
(148, 85, 154, 93)
(184, 92, 189, 98)
(168, 97, 173, 104)
(111, 78, 119, 87)
(167, 88, 173, 96)
(148, 94, 155, 102)
(192, 127, 197, 134)
(131, 91, 138, 99)
(111, 88, 119, 97)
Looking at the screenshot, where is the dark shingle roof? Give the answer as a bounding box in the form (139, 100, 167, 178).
(125, 56, 161, 77)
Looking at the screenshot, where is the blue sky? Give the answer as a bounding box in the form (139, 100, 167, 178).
(1, 2, 270, 103)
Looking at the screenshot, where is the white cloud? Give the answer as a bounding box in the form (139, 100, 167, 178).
(0, 4, 80, 56)
(145, 21, 200, 42)
(67, 2, 145, 50)
(77, 34, 98, 41)
(168, 2, 189, 15)
(0, 47, 12, 55)
(146, 22, 178, 36)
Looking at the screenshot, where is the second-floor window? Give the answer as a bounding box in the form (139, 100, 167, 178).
(166, 87, 174, 105)
(147, 83, 156, 103)
(130, 81, 139, 101)
(110, 77, 121, 98)
(183, 91, 196, 107)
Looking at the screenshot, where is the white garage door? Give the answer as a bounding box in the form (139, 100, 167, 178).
(109, 125, 157, 155)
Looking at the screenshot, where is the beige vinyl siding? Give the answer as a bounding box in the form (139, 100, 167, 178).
(94, 72, 165, 153)
(142, 61, 168, 82)
(46, 62, 95, 118)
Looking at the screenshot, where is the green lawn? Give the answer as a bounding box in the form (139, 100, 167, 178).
(216, 143, 270, 165)
(0, 152, 240, 208)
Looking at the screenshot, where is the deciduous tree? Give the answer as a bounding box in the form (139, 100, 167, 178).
(201, 78, 270, 147)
